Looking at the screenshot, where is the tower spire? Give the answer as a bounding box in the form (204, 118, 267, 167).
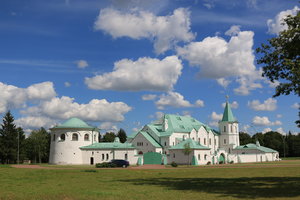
(221, 99, 236, 122)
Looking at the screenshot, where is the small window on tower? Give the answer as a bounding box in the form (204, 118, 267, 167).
(224, 126, 226, 132)
(224, 139, 226, 144)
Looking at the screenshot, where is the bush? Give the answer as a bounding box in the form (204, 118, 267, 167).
(171, 161, 178, 167)
(206, 161, 211, 165)
(229, 161, 234, 164)
(95, 162, 117, 168)
(219, 161, 224, 164)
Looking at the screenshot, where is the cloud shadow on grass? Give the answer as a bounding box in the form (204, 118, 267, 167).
(120, 177, 300, 199)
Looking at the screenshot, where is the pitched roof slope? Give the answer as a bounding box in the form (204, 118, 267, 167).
(235, 143, 278, 153)
(221, 102, 236, 122)
(169, 138, 210, 150)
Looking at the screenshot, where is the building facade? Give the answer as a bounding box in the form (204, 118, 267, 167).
(49, 101, 279, 165)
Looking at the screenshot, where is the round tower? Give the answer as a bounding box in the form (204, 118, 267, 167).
(49, 118, 99, 164)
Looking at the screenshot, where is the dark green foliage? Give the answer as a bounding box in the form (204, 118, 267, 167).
(239, 132, 252, 145)
(171, 161, 178, 167)
(25, 127, 50, 163)
(252, 132, 265, 146)
(0, 111, 25, 164)
(256, 12, 300, 127)
(95, 162, 117, 168)
(102, 132, 116, 142)
(249, 131, 300, 157)
(117, 128, 127, 143)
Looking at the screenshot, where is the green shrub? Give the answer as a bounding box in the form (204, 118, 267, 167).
(206, 161, 211, 165)
(171, 162, 178, 167)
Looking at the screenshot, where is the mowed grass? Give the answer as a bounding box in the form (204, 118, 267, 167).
(1, 160, 300, 200)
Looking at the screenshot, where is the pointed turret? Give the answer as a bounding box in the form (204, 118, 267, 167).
(221, 101, 236, 122)
(219, 96, 240, 153)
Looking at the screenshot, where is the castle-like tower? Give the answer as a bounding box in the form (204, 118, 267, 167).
(219, 100, 240, 153)
(49, 118, 99, 164)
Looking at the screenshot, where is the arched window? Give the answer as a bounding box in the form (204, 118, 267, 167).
(204, 154, 207, 160)
(230, 125, 233, 132)
(106, 153, 109, 160)
(198, 154, 200, 160)
(72, 133, 78, 141)
(60, 133, 65, 141)
(224, 126, 226, 132)
(84, 134, 89, 141)
(125, 153, 128, 160)
(53, 134, 56, 141)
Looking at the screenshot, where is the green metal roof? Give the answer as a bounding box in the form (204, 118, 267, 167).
(80, 140, 136, 150)
(169, 138, 210, 150)
(139, 131, 162, 148)
(235, 143, 278, 153)
(221, 102, 236, 122)
(52, 118, 98, 130)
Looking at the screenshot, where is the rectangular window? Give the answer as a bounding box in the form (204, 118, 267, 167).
(224, 139, 226, 144)
(106, 153, 109, 160)
(209, 138, 211, 145)
(204, 138, 206, 145)
(224, 126, 226, 132)
(214, 139, 216, 145)
(173, 153, 175, 158)
(102, 154, 104, 160)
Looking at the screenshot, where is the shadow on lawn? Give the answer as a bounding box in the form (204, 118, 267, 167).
(121, 177, 300, 199)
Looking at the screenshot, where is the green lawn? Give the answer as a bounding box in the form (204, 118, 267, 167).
(1, 160, 300, 200)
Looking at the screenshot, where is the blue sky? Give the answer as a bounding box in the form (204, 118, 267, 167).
(0, 0, 299, 136)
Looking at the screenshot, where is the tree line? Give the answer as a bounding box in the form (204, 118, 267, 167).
(0, 111, 127, 164)
(239, 131, 300, 157)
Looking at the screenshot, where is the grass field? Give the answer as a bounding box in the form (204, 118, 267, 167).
(1, 160, 300, 200)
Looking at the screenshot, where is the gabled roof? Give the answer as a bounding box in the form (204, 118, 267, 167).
(51, 118, 98, 130)
(139, 131, 162, 148)
(235, 143, 278, 153)
(169, 138, 210, 150)
(221, 102, 236, 122)
(128, 114, 219, 142)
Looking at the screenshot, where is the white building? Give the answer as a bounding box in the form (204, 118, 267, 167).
(49, 101, 279, 165)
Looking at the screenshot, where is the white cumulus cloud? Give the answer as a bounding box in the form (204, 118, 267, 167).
(21, 96, 132, 122)
(155, 91, 193, 110)
(248, 98, 277, 111)
(85, 56, 182, 92)
(267, 6, 300, 35)
(95, 7, 195, 54)
(252, 116, 282, 126)
(0, 82, 56, 113)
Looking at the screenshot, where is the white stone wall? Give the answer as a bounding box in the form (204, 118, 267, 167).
(49, 128, 98, 164)
(131, 132, 161, 154)
(169, 132, 190, 147)
(169, 149, 211, 165)
(81, 149, 138, 165)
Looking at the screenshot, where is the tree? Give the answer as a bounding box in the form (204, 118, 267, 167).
(102, 132, 116, 142)
(252, 132, 265, 147)
(25, 128, 50, 163)
(117, 128, 127, 143)
(183, 143, 192, 165)
(256, 11, 300, 127)
(239, 132, 253, 145)
(0, 111, 25, 164)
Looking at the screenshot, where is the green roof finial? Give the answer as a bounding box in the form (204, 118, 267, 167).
(221, 96, 236, 122)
